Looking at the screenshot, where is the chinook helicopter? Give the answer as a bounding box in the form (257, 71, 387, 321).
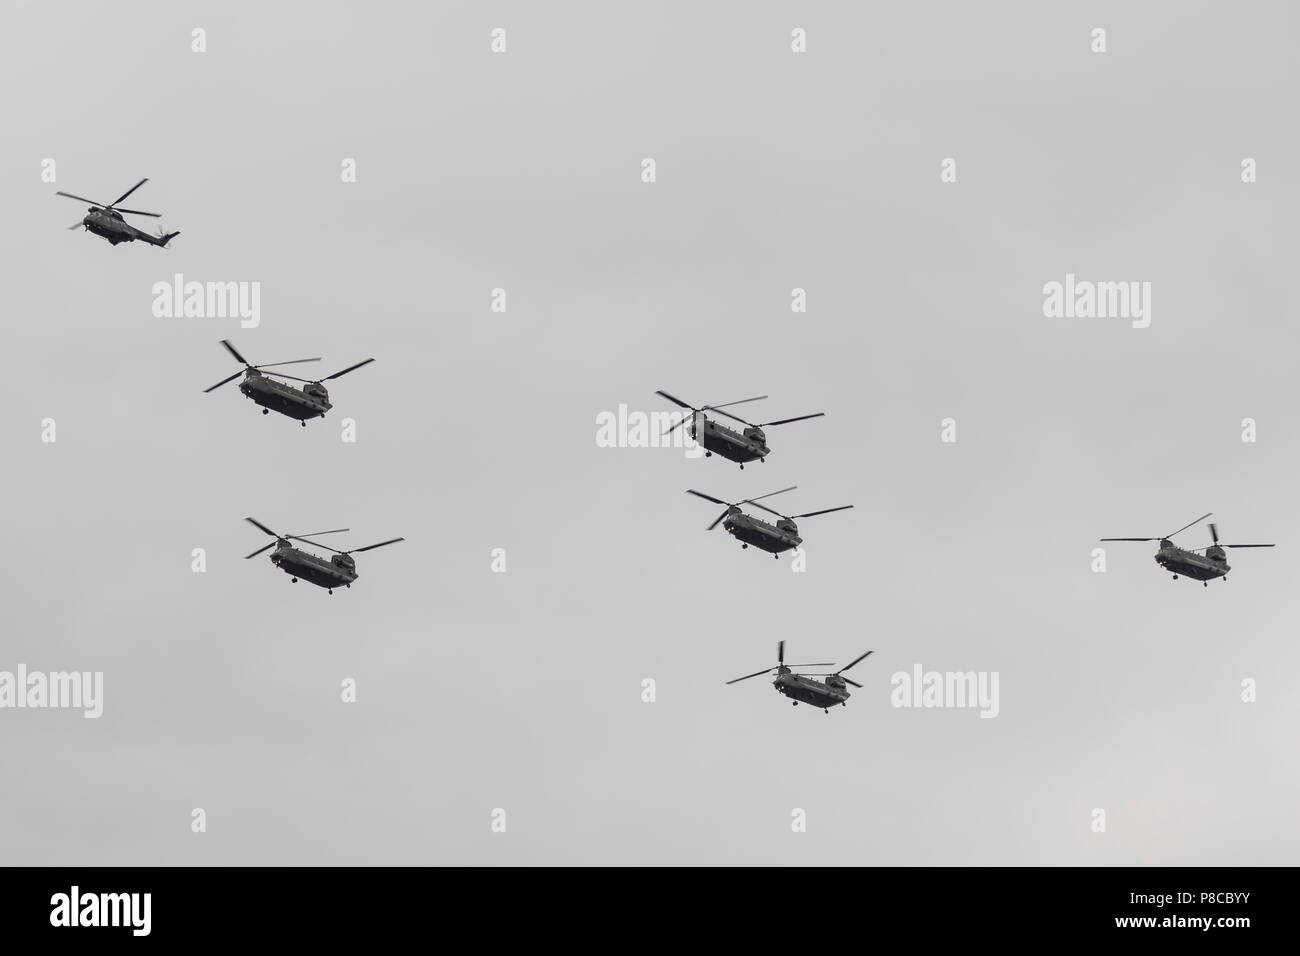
(55, 177, 180, 247)
(685, 486, 853, 558)
(727, 641, 873, 713)
(1100, 513, 1275, 586)
(656, 390, 824, 468)
(205, 340, 374, 426)
(244, 518, 404, 594)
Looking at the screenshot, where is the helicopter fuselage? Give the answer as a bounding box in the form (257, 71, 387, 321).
(240, 371, 332, 421)
(722, 511, 801, 554)
(691, 418, 768, 465)
(269, 544, 357, 590)
(79, 208, 170, 246)
(774, 670, 850, 708)
(1155, 542, 1229, 581)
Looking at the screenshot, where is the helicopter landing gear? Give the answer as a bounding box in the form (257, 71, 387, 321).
(291, 577, 297, 583)
(328, 589, 333, 595)
(705, 452, 712, 457)
(1203, 581, 1208, 588)
(739, 464, 744, 470)
(262, 409, 269, 415)
(742, 544, 748, 549)
(301, 421, 307, 427)
(1172, 575, 1178, 580)
(760, 458, 765, 463)
(774, 553, 779, 560)
(346, 583, 351, 588)
(791, 701, 797, 707)
(824, 709, 829, 714)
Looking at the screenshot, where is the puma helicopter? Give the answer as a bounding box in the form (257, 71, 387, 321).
(56, 177, 180, 247)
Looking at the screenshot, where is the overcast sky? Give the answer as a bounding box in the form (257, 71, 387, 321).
(1, 0, 1298, 865)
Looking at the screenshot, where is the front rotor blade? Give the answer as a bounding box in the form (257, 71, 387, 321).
(220, 339, 249, 366)
(254, 357, 321, 369)
(292, 528, 350, 539)
(349, 537, 406, 553)
(1099, 537, 1157, 542)
(68, 221, 85, 230)
(662, 413, 692, 437)
(655, 390, 694, 410)
(725, 668, 775, 685)
(1224, 543, 1275, 548)
(777, 640, 784, 665)
(288, 536, 344, 553)
(838, 650, 874, 673)
(245, 517, 278, 537)
(686, 489, 728, 506)
(707, 509, 730, 531)
(708, 407, 755, 428)
(259, 371, 316, 384)
(321, 358, 375, 381)
(842, 678, 863, 689)
(748, 486, 797, 503)
(792, 505, 854, 519)
(759, 412, 825, 427)
(110, 178, 148, 206)
(113, 207, 160, 218)
(785, 662, 834, 668)
(1166, 512, 1213, 540)
(704, 395, 768, 412)
(203, 371, 245, 393)
(746, 499, 786, 519)
(244, 542, 276, 560)
(1209, 523, 1220, 545)
(55, 191, 104, 206)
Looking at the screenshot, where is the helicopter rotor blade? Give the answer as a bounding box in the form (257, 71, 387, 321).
(777, 640, 784, 666)
(726, 668, 776, 685)
(245, 517, 279, 537)
(1099, 537, 1158, 542)
(746, 499, 787, 519)
(837, 650, 874, 674)
(55, 191, 105, 206)
(253, 358, 322, 369)
(68, 221, 85, 230)
(293, 528, 350, 539)
(348, 537, 406, 554)
(686, 489, 729, 506)
(244, 542, 277, 560)
(1209, 523, 1220, 545)
(258, 371, 317, 384)
(708, 407, 755, 427)
(1166, 512, 1213, 540)
(203, 370, 245, 393)
(662, 413, 693, 437)
(759, 412, 826, 427)
(288, 536, 345, 553)
(786, 663, 835, 669)
(842, 677, 864, 689)
(320, 358, 375, 382)
(1222, 543, 1275, 549)
(113, 207, 160, 218)
(747, 486, 798, 504)
(655, 390, 694, 410)
(703, 395, 768, 412)
(110, 178, 148, 207)
(706, 509, 730, 531)
(220, 339, 249, 366)
(791, 505, 854, 520)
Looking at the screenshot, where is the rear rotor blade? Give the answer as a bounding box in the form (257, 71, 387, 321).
(1099, 537, 1157, 542)
(1166, 512, 1212, 539)
(1223, 543, 1275, 548)
(1209, 523, 1220, 545)
(320, 358, 375, 381)
(113, 207, 160, 218)
(244, 542, 276, 560)
(349, 537, 405, 553)
(245, 517, 278, 537)
(748, 486, 797, 504)
(785, 663, 835, 668)
(253, 358, 321, 369)
(259, 371, 317, 384)
(289, 536, 344, 553)
(686, 489, 728, 506)
(708, 407, 755, 428)
(791, 505, 854, 519)
(759, 412, 825, 427)
(110, 178, 148, 206)
(704, 395, 768, 412)
(842, 678, 863, 689)
(838, 650, 874, 673)
(726, 668, 775, 685)
(655, 390, 694, 410)
(220, 339, 249, 366)
(55, 191, 104, 206)
(204, 371, 245, 393)
(293, 528, 350, 539)
(777, 640, 784, 665)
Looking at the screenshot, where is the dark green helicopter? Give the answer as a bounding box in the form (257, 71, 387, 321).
(727, 641, 873, 713)
(686, 486, 853, 558)
(1101, 513, 1274, 586)
(205, 340, 374, 426)
(656, 390, 824, 468)
(56, 178, 180, 247)
(244, 518, 405, 594)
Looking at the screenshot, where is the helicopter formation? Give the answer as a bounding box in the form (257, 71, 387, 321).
(1100, 513, 1274, 586)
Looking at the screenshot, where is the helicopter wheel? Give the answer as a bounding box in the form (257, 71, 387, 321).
(791, 701, 797, 707)
(739, 464, 744, 470)
(346, 583, 351, 588)
(301, 421, 307, 428)
(262, 409, 269, 415)
(291, 578, 297, 583)
(774, 554, 779, 560)
(328, 589, 333, 595)
(742, 544, 748, 549)
(1203, 582, 1208, 588)
(1172, 575, 1178, 580)
(705, 452, 712, 457)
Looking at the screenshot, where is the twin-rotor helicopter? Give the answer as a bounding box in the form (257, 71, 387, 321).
(1100, 513, 1274, 586)
(656, 389, 823, 468)
(686, 486, 852, 558)
(727, 641, 873, 713)
(56, 177, 180, 248)
(205, 340, 374, 425)
(244, 519, 405, 594)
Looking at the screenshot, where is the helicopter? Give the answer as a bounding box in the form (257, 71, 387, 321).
(205, 340, 374, 426)
(727, 641, 873, 713)
(686, 486, 853, 558)
(55, 178, 180, 247)
(656, 390, 824, 468)
(1100, 513, 1275, 586)
(244, 518, 405, 594)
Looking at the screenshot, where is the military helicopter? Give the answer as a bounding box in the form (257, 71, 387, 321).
(244, 518, 405, 594)
(727, 641, 873, 713)
(656, 390, 824, 468)
(205, 340, 374, 426)
(686, 486, 853, 558)
(1100, 513, 1275, 586)
(55, 178, 180, 247)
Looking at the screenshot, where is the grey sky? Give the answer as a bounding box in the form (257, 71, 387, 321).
(1, 1, 1297, 864)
